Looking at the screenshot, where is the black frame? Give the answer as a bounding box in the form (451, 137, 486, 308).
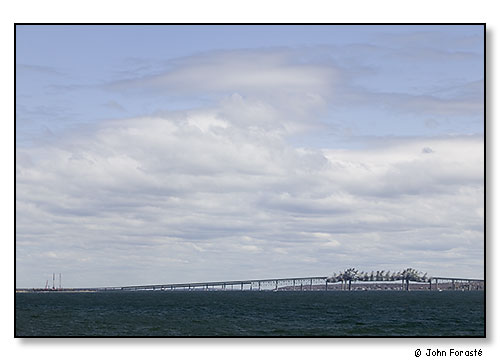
(14, 23, 487, 338)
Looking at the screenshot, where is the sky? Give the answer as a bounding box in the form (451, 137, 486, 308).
(15, 25, 484, 288)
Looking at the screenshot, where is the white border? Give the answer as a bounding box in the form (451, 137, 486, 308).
(3, 1, 496, 361)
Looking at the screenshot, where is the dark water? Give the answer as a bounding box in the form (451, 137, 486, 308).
(16, 291, 484, 337)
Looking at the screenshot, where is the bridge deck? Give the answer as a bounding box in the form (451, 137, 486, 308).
(102, 276, 328, 291)
(97, 276, 483, 292)
(432, 277, 484, 282)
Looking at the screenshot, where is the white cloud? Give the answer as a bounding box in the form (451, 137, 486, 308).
(16, 46, 484, 287)
(16, 107, 484, 286)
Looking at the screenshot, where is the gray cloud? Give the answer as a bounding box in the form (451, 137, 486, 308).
(16, 63, 66, 76)
(16, 45, 484, 287)
(16, 107, 484, 287)
(108, 48, 338, 94)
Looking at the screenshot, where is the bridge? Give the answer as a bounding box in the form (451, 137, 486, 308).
(99, 276, 329, 292)
(94, 275, 483, 292)
(431, 277, 485, 291)
(17, 269, 484, 293)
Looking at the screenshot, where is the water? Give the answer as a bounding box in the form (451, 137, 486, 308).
(16, 291, 484, 337)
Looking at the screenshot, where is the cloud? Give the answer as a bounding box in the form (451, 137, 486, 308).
(16, 63, 65, 76)
(100, 45, 483, 140)
(16, 106, 484, 286)
(109, 48, 338, 95)
(102, 100, 126, 112)
(16, 44, 484, 287)
(106, 48, 339, 135)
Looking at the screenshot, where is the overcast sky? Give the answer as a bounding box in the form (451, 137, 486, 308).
(16, 25, 484, 288)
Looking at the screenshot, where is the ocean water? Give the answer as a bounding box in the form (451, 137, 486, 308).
(15, 291, 484, 337)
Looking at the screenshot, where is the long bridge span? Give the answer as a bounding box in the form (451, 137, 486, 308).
(93, 276, 483, 292)
(100, 276, 329, 292)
